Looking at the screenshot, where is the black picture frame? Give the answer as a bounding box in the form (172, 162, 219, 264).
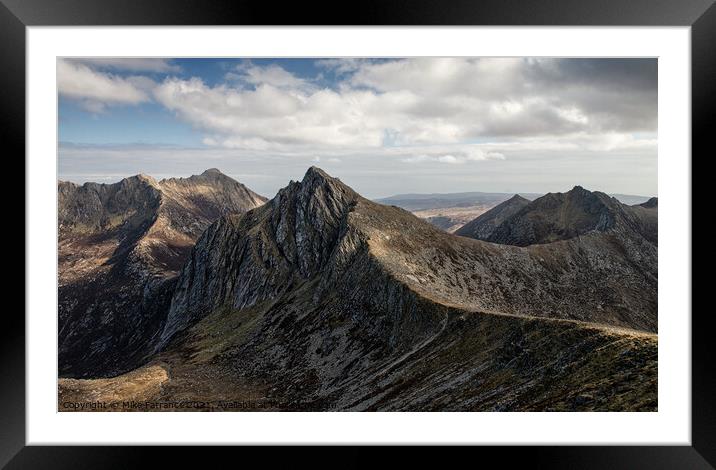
(3, 0, 711, 467)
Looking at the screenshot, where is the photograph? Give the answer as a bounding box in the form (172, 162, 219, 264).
(3, 0, 709, 462)
(56, 57, 659, 412)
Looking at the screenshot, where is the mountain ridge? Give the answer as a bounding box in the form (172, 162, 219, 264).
(58, 169, 267, 378)
(131, 167, 657, 410)
(58, 167, 658, 411)
(458, 185, 658, 247)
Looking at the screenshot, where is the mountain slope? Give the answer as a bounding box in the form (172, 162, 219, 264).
(638, 197, 658, 209)
(58, 169, 266, 378)
(135, 167, 657, 411)
(454, 194, 530, 239)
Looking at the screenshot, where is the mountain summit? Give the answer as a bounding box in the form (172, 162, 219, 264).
(58, 169, 266, 378)
(459, 185, 657, 247)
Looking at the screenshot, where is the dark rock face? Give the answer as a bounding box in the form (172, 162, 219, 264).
(160, 167, 443, 351)
(163, 167, 357, 330)
(58, 170, 266, 378)
(58, 266, 178, 379)
(455, 194, 530, 239)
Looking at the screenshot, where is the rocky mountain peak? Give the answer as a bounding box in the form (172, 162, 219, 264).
(565, 185, 610, 201)
(159, 168, 365, 347)
(460, 185, 655, 246)
(304, 165, 329, 178)
(269, 167, 359, 276)
(274, 167, 356, 210)
(508, 194, 529, 203)
(301, 165, 344, 189)
(198, 168, 228, 180)
(537, 185, 614, 211)
(58, 170, 267, 378)
(126, 173, 160, 188)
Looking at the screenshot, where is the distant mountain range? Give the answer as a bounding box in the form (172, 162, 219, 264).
(58, 168, 657, 411)
(375, 191, 543, 211)
(376, 190, 653, 211)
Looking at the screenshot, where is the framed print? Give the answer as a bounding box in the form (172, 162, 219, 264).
(4, 0, 713, 467)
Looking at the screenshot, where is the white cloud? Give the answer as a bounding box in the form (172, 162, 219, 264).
(438, 155, 459, 164)
(57, 59, 153, 112)
(154, 77, 387, 148)
(348, 58, 656, 135)
(150, 58, 656, 155)
(399, 147, 505, 165)
(226, 62, 312, 91)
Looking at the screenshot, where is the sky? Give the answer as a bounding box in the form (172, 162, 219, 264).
(58, 57, 657, 199)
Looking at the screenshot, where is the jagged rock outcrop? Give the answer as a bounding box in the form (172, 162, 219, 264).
(160, 168, 445, 353)
(455, 194, 530, 239)
(160, 168, 354, 343)
(58, 169, 266, 378)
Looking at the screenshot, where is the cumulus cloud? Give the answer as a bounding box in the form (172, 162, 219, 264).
(154, 77, 390, 149)
(57, 59, 154, 112)
(348, 58, 657, 135)
(150, 58, 656, 157)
